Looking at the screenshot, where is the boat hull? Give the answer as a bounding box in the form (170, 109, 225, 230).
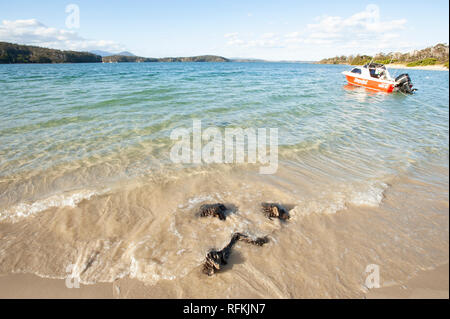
(345, 75, 395, 93)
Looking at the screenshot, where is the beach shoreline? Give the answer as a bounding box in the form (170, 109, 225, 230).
(0, 62, 447, 300)
(1, 166, 448, 299)
(318, 62, 449, 71)
(386, 63, 449, 71)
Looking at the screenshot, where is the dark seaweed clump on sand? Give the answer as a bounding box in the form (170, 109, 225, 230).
(203, 232, 269, 276)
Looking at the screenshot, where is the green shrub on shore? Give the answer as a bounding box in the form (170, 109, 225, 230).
(318, 44, 449, 67)
(349, 55, 372, 65)
(374, 58, 397, 65)
(406, 58, 437, 67)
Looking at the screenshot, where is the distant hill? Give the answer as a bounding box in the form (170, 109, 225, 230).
(230, 58, 268, 62)
(0, 42, 230, 64)
(102, 55, 158, 63)
(90, 50, 136, 57)
(157, 55, 229, 62)
(318, 43, 449, 68)
(103, 54, 230, 63)
(0, 42, 101, 64)
(230, 58, 315, 63)
(89, 50, 114, 57)
(117, 51, 135, 56)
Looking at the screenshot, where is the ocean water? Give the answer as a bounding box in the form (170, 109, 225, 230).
(0, 62, 448, 297)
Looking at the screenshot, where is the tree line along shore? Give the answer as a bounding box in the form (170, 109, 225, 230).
(1, 41, 448, 67)
(0, 42, 230, 64)
(318, 43, 449, 68)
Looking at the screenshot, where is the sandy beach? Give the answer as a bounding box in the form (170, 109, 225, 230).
(0, 0, 448, 304)
(0, 61, 448, 299)
(1, 161, 448, 299)
(325, 62, 449, 71)
(386, 64, 449, 71)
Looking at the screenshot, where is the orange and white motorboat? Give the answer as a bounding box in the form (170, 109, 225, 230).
(342, 62, 416, 94)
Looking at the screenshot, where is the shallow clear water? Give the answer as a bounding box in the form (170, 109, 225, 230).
(0, 62, 448, 297)
(0, 63, 448, 206)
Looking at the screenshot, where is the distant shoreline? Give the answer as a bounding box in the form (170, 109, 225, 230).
(319, 62, 449, 71)
(1, 42, 448, 69)
(317, 44, 449, 71)
(385, 63, 449, 71)
(0, 42, 230, 64)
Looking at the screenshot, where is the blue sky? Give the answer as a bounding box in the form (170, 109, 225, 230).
(0, 0, 448, 60)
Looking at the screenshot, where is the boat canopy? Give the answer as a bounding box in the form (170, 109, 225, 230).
(346, 63, 394, 82)
(363, 62, 386, 70)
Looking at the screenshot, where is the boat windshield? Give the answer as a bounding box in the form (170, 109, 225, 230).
(369, 68, 379, 78)
(364, 62, 386, 70)
(369, 67, 389, 80)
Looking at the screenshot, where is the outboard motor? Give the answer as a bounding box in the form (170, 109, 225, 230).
(395, 73, 417, 94)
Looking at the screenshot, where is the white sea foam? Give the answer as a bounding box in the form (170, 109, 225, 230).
(348, 182, 388, 207)
(178, 193, 227, 210)
(0, 189, 104, 223)
(128, 254, 178, 284)
(292, 182, 389, 217)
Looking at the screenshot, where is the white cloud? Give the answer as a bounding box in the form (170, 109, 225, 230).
(261, 32, 277, 39)
(224, 32, 245, 46)
(0, 19, 124, 52)
(306, 4, 407, 42)
(224, 4, 412, 60)
(224, 32, 239, 38)
(285, 31, 302, 38)
(224, 32, 282, 49)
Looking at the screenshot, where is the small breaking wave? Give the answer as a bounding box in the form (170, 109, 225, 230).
(0, 189, 105, 223)
(292, 181, 389, 217)
(348, 182, 388, 207)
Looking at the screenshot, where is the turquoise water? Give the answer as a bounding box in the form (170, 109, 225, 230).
(0, 62, 448, 211)
(0, 62, 448, 294)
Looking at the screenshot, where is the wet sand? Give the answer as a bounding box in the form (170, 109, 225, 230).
(0, 273, 113, 298)
(0, 160, 448, 299)
(366, 263, 449, 299)
(1, 263, 447, 299)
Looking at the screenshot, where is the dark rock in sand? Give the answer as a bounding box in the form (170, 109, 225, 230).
(198, 203, 228, 220)
(261, 203, 290, 220)
(202, 232, 269, 276)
